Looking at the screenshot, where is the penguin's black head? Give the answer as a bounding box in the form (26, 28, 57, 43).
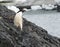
(17, 8, 26, 13)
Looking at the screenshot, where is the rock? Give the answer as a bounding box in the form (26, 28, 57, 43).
(0, 5, 16, 22)
(0, 5, 60, 47)
(57, 5, 60, 12)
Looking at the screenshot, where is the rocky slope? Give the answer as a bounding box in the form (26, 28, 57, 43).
(0, 5, 60, 47)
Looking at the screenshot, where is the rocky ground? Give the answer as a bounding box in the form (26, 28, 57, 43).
(0, 5, 60, 47)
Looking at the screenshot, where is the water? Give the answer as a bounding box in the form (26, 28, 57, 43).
(23, 10, 60, 38)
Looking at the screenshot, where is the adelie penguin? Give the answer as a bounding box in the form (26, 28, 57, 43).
(14, 11, 23, 31)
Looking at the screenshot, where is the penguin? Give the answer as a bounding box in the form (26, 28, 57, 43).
(14, 11, 23, 31)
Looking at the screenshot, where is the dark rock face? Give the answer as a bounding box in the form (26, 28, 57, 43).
(0, 5, 16, 22)
(17, 6, 31, 12)
(0, 5, 60, 47)
(57, 5, 60, 12)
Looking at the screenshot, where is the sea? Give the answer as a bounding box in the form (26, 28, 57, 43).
(23, 10, 60, 38)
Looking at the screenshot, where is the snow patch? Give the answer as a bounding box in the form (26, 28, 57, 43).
(6, 6, 19, 13)
(31, 5, 42, 10)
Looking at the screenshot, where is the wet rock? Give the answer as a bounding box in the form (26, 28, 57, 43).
(0, 5, 60, 47)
